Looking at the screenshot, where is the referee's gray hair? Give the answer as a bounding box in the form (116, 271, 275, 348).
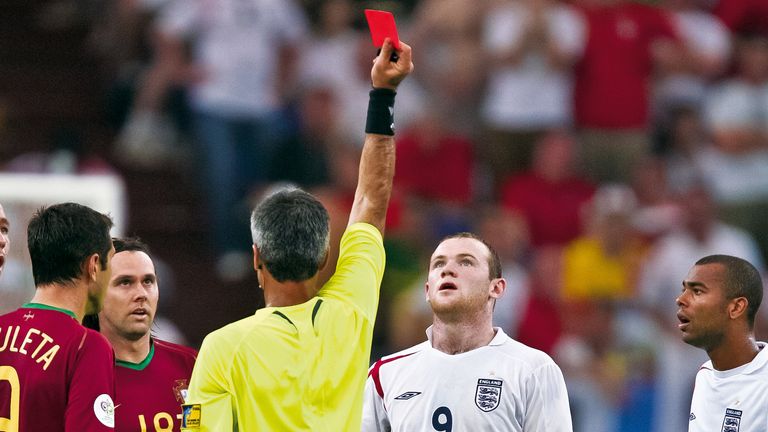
(250, 186, 330, 282)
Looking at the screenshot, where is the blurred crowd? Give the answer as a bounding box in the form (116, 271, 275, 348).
(3, 0, 768, 431)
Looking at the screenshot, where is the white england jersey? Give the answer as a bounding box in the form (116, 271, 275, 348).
(688, 342, 768, 432)
(362, 327, 572, 432)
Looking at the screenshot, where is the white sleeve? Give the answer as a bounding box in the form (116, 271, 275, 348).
(361, 374, 391, 432)
(523, 362, 573, 432)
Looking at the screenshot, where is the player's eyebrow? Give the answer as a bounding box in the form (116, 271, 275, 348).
(682, 280, 707, 289)
(430, 253, 478, 264)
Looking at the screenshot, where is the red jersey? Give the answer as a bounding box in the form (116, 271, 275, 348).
(501, 172, 595, 247)
(574, 3, 679, 128)
(0, 303, 116, 431)
(394, 129, 474, 204)
(114, 339, 196, 432)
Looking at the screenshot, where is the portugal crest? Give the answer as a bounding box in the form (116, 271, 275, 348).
(475, 378, 502, 412)
(722, 408, 742, 432)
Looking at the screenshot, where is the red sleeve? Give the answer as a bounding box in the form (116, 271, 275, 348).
(65, 329, 116, 431)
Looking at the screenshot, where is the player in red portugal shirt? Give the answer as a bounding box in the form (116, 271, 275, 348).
(85, 237, 196, 432)
(0, 202, 117, 431)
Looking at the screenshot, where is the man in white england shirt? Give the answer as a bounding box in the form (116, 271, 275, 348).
(362, 233, 572, 431)
(678, 254, 768, 432)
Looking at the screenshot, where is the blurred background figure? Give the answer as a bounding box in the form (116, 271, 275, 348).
(393, 106, 475, 247)
(408, 0, 487, 135)
(268, 83, 338, 189)
(479, 0, 585, 189)
(500, 130, 595, 249)
(655, 0, 731, 116)
(561, 183, 647, 303)
(701, 34, 768, 260)
(141, 0, 309, 282)
(477, 205, 531, 338)
(573, 0, 682, 183)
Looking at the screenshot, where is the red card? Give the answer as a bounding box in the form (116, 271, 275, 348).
(364, 9, 400, 50)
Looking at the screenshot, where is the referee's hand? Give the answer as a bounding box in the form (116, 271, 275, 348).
(371, 38, 413, 90)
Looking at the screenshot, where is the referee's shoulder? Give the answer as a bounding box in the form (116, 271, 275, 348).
(200, 315, 261, 350)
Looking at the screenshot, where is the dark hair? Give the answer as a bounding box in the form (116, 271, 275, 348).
(27, 202, 113, 286)
(250, 187, 330, 282)
(82, 313, 100, 331)
(113, 237, 150, 255)
(696, 254, 763, 328)
(438, 232, 502, 280)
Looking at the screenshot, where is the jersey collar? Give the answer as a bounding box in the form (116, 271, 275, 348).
(116, 339, 155, 371)
(22, 302, 77, 320)
(425, 326, 507, 347)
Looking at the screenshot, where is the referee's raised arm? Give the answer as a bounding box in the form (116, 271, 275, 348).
(348, 38, 413, 233)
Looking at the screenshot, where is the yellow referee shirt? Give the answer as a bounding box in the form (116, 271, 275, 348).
(182, 223, 385, 431)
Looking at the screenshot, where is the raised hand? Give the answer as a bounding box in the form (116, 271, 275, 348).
(371, 38, 414, 90)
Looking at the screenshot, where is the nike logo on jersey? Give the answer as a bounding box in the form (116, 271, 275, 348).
(689, 412, 696, 421)
(395, 391, 421, 400)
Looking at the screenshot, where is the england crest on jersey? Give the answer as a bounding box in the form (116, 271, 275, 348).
(475, 378, 503, 412)
(722, 408, 742, 432)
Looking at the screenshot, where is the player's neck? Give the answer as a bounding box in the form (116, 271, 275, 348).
(708, 334, 760, 371)
(30, 282, 87, 323)
(110, 332, 152, 364)
(430, 317, 496, 355)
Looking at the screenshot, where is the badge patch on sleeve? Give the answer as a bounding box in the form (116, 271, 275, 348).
(93, 394, 115, 427)
(181, 404, 201, 429)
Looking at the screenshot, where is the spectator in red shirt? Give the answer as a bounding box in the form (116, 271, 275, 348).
(573, 0, 682, 183)
(394, 110, 474, 205)
(501, 130, 595, 248)
(393, 109, 475, 244)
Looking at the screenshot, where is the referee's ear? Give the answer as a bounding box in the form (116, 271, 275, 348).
(252, 245, 263, 270)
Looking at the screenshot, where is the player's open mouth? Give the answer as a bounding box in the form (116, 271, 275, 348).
(438, 282, 457, 291)
(677, 312, 690, 330)
(0, 255, 5, 268)
(131, 308, 149, 317)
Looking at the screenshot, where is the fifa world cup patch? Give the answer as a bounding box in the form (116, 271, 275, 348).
(722, 408, 742, 432)
(93, 394, 115, 428)
(181, 404, 201, 429)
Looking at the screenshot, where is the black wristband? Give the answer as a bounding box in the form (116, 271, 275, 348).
(365, 88, 396, 136)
